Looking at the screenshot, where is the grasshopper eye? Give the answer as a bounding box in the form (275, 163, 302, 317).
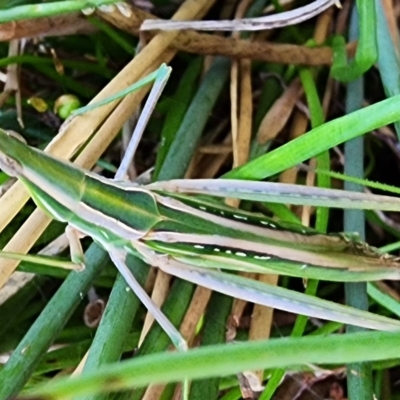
(0, 152, 23, 177)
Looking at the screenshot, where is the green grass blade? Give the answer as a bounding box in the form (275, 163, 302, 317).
(157, 57, 231, 181)
(71, 65, 169, 117)
(0, 276, 48, 338)
(153, 57, 203, 179)
(343, 5, 372, 397)
(79, 257, 148, 399)
(0, 56, 113, 79)
(376, 0, 400, 139)
(189, 292, 233, 400)
(0, 0, 119, 23)
(330, 0, 377, 82)
(86, 16, 135, 55)
(301, 68, 330, 229)
(368, 283, 400, 318)
(224, 93, 400, 180)
(23, 331, 400, 399)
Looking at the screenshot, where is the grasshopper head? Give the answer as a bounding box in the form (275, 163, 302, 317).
(0, 127, 86, 206)
(0, 129, 26, 177)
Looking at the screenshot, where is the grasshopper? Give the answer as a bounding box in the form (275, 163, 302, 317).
(2, 125, 400, 338)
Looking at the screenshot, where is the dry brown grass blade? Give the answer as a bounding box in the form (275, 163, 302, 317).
(172, 36, 354, 66)
(229, 0, 253, 173)
(143, 384, 165, 400)
(227, 1, 269, 388)
(139, 270, 172, 346)
(98, 3, 356, 66)
(231, 272, 257, 321)
(0, 12, 95, 41)
(142, 285, 213, 400)
(231, 57, 252, 168)
(248, 272, 277, 380)
(227, 0, 253, 191)
(301, 6, 334, 225)
(256, 79, 304, 145)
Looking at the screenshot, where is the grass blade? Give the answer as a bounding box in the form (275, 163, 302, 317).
(24, 330, 400, 399)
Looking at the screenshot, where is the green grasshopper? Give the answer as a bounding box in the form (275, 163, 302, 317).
(2, 124, 400, 339)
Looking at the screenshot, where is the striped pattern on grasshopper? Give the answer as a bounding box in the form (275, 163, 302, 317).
(1, 127, 400, 336)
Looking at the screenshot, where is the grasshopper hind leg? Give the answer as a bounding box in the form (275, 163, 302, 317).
(109, 250, 190, 399)
(109, 250, 188, 351)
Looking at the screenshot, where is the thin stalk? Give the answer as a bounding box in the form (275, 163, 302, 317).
(344, 4, 373, 398)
